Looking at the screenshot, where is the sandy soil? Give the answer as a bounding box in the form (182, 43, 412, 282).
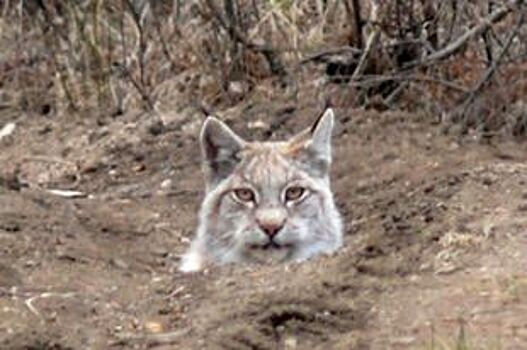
(1, 104, 526, 349)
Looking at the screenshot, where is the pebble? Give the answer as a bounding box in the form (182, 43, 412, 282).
(144, 321, 163, 333)
(0, 122, 16, 141)
(160, 179, 172, 189)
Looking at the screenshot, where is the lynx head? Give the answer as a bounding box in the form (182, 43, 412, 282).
(179, 109, 342, 272)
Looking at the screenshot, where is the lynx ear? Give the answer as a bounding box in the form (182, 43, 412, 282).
(288, 108, 335, 177)
(309, 108, 334, 164)
(200, 117, 245, 186)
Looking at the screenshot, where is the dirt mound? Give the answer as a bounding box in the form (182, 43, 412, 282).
(212, 296, 361, 349)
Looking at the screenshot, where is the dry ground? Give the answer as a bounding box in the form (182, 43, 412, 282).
(1, 104, 527, 349)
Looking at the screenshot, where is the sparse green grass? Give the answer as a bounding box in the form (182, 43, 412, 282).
(422, 320, 503, 350)
(500, 275, 527, 304)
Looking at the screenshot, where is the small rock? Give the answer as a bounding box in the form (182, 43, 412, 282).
(0, 122, 16, 141)
(110, 258, 129, 270)
(131, 318, 140, 329)
(228, 81, 246, 95)
(24, 260, 38, 268)
(133, 164, 146, 172)
(144, 321, 163, 333)
(284, 337, 297, 349)
(160, 179, 172, 189)
(408, 274, 420, 283)
(248, 120, 269, 130)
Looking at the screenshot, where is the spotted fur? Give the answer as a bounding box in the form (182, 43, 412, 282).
(179, 109, 343, 272)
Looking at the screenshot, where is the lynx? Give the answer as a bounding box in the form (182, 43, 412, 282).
(179, 108, 343, 272)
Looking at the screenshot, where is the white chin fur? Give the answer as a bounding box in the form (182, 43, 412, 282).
(179, 251, 203, 273)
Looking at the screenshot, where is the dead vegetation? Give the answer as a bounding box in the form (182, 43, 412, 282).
(0, 0, 526, 137)
(1, 2, 527, 350)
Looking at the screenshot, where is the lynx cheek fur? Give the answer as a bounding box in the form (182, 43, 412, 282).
(179, 109, 343, 272)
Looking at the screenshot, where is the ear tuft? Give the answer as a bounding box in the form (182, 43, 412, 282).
(200, 117, 245, 186)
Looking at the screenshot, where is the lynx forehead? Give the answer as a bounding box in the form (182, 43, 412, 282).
(179, 108, 343, 272)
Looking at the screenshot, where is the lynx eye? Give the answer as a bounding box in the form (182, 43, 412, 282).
(285, 186, 305, 202)
(233, 188, 255, 202)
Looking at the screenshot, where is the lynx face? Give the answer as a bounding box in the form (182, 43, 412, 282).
(179, 109, 343, 272)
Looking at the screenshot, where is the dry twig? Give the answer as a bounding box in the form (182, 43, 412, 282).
(349, 73, 469, 93)
(203, 0, 286, 76)
(298, 47, 362, 66)
(351, 0, 381, 79)
(406, 0, 521, 67)
(122, 0, 156, 110)
(458, 11, 525, 119)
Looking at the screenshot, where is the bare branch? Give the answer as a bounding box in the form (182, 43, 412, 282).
(203, 0, 286, 76)
(344, 0, 364, 48)
(458, 11, 525, 118)
(298, 46, 362, 65)
(350, 73, 470, 93)
(482, 0, 495, 67)
(351, 0, 381, 79)
(121, 0, 155, 110)
(406, 0, 521, 68)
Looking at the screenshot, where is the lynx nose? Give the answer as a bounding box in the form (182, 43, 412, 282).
(258, 221, 284, 237)
(256, 208, 286, 238)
